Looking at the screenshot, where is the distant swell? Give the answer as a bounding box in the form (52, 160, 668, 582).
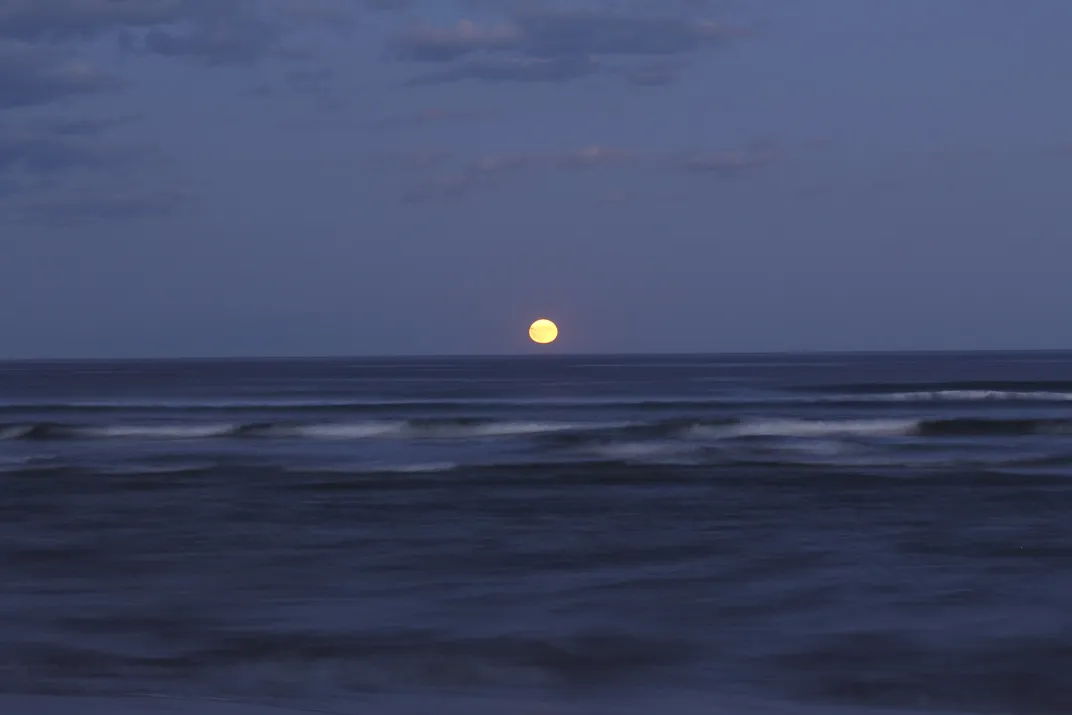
(6, 416, 1072, 442)
(0, 419, 611, 442)
(713, 419, 917, 439)
(720, 417, 1072, 439)
(806, 380, 1072, 394)
(7, 390, 1072, 416)
(833, 389, 1072, 403)
(0, 396, 737, 413)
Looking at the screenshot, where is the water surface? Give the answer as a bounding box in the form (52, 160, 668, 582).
(2, 353, 1070, 714)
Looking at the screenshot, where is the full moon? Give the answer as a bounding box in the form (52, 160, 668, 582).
(528, 318, 558, 344)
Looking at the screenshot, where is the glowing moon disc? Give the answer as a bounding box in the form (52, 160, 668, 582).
(528, 318, 558, 344)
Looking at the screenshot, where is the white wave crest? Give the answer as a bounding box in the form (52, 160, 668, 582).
(592, 440, 701, 465)
(699, 418, 917, 439)
(283, 422, 408, 439)
(463, 421, 586, 438)
(283, 421, 583, 439)
(0, 425, 33, 440)
(379, 462, 458, 473)
(86, 424, 238, 439)
(849, 390, 1072, 402)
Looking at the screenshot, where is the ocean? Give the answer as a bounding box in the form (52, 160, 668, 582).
(1, 353, 1071, 715)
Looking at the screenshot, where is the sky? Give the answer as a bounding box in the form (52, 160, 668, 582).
(1, 0, 1071, 358)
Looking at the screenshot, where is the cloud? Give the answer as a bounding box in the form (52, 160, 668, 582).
(409, 53, 598, 85)
(677, 152, 774, 177)
(20, 186, 187, 224)
(620, 57, 690, 87)
(0, 127, 98, 175)
(0, 149, 182, 226)
(0, 1, 357, 67)
(0, 0, 356, 141)
(270, 0, 357, 27)
(134, 2, 333, 66)
(398, 144, 634, 201)
(0, 0, 185, 41)
(0, 41, 117, 109)
(0, 116, 136, 176)
(392, 19, 519, 62)
(672, 139, 781, 177)
(554, 145, 638, 169)
(285, 66, 342, 100)
(517, 10, 723, 57)
(392, 7, 734, 86)
(398, 140, 778, 201)
(0, 0, 358, 42)
(363, 0, 418, 13)
(0, 115, 155, 213)
(0, 0, 360, 223)
(141, 21, 285, 67)
(400, 151, 538, 202)
(35, 114, 140, 136)
(371, 106, 502, 130)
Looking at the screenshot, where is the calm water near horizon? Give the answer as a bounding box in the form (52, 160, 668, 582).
(2, 352, 1071, 714)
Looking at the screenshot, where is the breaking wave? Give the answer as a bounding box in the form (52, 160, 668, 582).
(6, 389, 1072, 418)
(0, 419, 609, 442)
(803, 379, 1072, 395)
(837, 389, 1072, 403)
(7, 416, 1072, 443)
(709, 419, 918, 439)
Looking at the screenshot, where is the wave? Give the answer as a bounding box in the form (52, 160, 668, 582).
(708, 417, 1072, 439)
(720, 417, 1072, 439)
(7, 416, 1072, 443)
(0, 419, 612, 442)
(804, 380, 1072, 394)
(831, 389, 1072, 403)
(709, 419, 918, 439)
(0, 396, 733, 412)
(7, 390, 1072, 420)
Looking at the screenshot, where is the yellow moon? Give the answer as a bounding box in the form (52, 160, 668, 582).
(528, 318, 558, 344)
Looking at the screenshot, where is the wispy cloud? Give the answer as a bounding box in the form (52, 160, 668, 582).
(0, 0, 186, 41)
(0, 0, 360, 219)
(0, 114, 157, 212)
(20, 186, 187, 224)
(0, 41, 117, 109)
(670, 138, 781, 176)
(517, 10, 724, 57)
(676, 152, 777, 177)
(0, 1, 359, 68)
(141, 19, 288, 67)
(407, 54, 598, 85)
(554, 145, 639, 169)
(0, 118, 127, 175)
(392, 19, 519, 62)
(398, 140, 776, 202)
(393, 7, 739, 86)
(619, 57, 691, 87)
(371, 106, 502, 130)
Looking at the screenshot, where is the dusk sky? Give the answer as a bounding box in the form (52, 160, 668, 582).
(2, 0, 1071, 358)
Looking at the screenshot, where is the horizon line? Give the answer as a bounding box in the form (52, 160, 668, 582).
(3, 348, 1072, 363)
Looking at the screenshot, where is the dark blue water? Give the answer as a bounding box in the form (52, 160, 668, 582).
(2, 353, 1071, 714)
